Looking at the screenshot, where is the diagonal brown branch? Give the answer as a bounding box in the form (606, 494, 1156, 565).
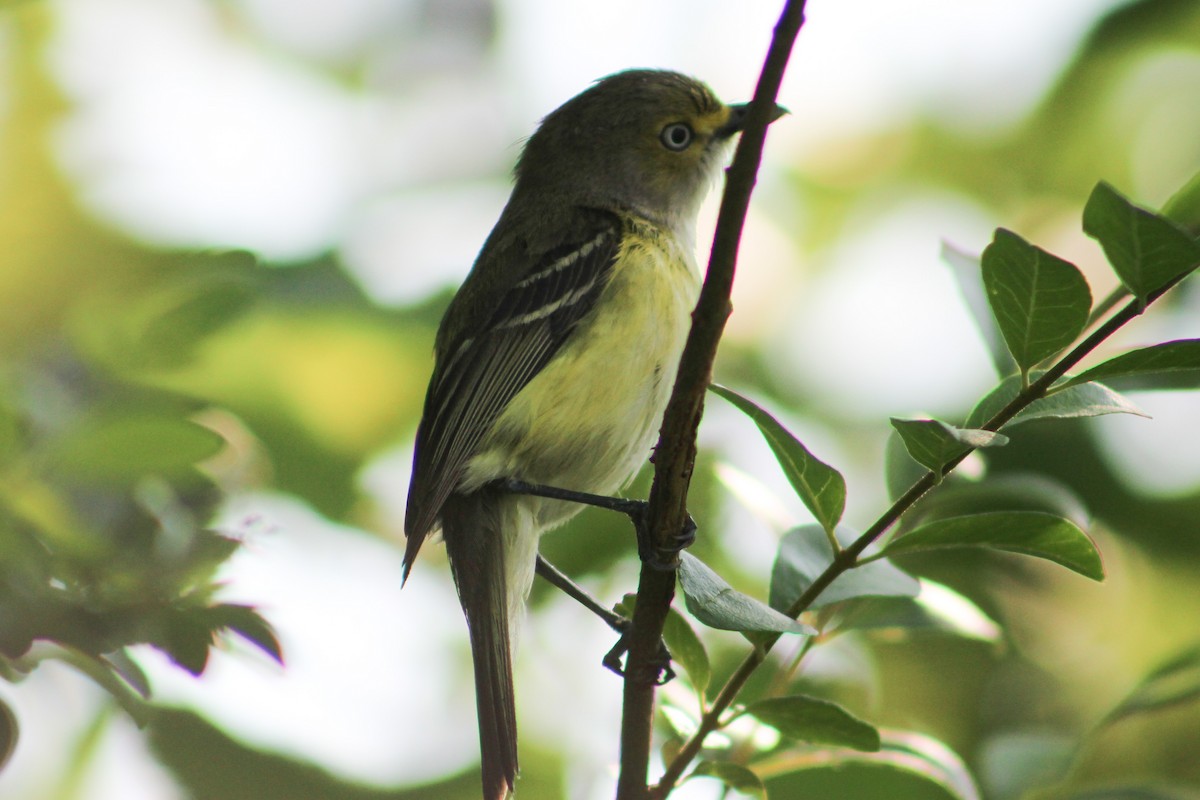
(614, 2, 809, 798)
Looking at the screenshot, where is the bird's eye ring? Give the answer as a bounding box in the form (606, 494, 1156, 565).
(659, 122, 694, 151)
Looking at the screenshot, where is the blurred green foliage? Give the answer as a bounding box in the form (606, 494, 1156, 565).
(1, 0, 1199, 798)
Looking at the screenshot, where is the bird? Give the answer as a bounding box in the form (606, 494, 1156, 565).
(403, 69, 780, 799)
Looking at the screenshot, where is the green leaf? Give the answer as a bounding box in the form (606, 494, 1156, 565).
(1065, 787, 1200, 800)
(965, 375, 1146, 430)
(677, 553, 815, 636)
(1083, 181, 1200, 299)
(744, 694, 881, 751)
(156, 608, 214, 676)
(770, 524, 919, 613)
(890, 418, 1008, 478)
(981, 229, 1092, 376)
(978, 731, 1076, 800)
(102, 650, 152, 698)
(881, 511, 1104, 581)
(49, 412, 225, 482)
(136, 272, 258, 369)
(1163, 170, 1200, 235)
(902, 473, 1089, 533)
(1060, 339, 1200, 390)
(1103, 645, 1200, 725)
(710, 384, 845, 534)
(691, 761, 766, 798)
(833, 580, 1002, 642)
(662, 607, 710, 697)
(765, 730, 980, 799)
(941, 241, 1013, 377)
(207, 604, 284, 664)
(0, 696, 16, 772)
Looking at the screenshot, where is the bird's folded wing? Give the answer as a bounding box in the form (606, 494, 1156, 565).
(403, 212, 622, 567)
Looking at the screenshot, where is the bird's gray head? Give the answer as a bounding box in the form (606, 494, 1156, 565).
(514, 70, 753, 228)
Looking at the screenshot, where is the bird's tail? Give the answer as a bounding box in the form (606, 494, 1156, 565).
(441, 491, 518, 800)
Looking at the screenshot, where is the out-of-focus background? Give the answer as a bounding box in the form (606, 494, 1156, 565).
(1, 0, 1199, 798)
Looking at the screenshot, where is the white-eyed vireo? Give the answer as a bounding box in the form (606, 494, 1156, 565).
(403, 69, 781, 799)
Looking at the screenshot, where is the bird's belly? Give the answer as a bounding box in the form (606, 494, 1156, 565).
(462, 235, 699, 529)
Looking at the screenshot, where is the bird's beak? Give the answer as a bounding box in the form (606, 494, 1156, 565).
(716, 102, 788, 139)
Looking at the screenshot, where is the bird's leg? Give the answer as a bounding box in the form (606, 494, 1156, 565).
(534, 554, 673, 682)
(495, 478, 696, 570)
(500, 478, 685, 683)
(534, 555, 628, 633)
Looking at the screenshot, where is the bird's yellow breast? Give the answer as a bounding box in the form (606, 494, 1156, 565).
(461, 217, 701, 529)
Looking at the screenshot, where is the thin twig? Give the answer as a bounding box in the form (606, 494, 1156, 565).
(615, 2, 810, 797)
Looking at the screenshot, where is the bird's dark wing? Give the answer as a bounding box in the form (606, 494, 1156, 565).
(402, 211, 622, 574)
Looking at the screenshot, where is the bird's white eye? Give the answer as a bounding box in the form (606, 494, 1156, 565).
(659, 122, 694, 151)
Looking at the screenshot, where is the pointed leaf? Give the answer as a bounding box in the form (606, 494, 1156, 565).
(1163, 170, 1200, 234)
(770, 729, 980, 800)
(890, 418, 1008, 477)
(978, 730, 1075, 799)
(981, 229, 1092, 375)
(102, 649, 152, 698)
(834, 580, 1002, 642)
(745, 695, 880, 751)
(1083, 181, 1200, 299)
(691, 761, 766, 798)
(1060, 339, 1200, 389)
(882, 511, 1103, 581)
(941, 241, 1013, 376)
(678, 553, 814, 635)
(885, 427, 932, 501)
(1104, 645, 1200, 725)
(49, 413, 225, 482)
(710, 384, 845, 534)
(155, 610, 213, 676)
(663, 606, 711, 696)
(208, 604, 284, 664)
(0, 696, 15, 772)
(771, 524, 919, 613)
(965, 375, 1147, 430)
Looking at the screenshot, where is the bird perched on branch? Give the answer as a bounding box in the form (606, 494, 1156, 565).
(403, 69, 781, 799)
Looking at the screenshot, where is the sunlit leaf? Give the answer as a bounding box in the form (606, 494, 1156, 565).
(832, 580, 1002, 642)
(890, 418, 1008, 478)
(678, 553, 814, 636)
(1060, 339, 1200, 389)
(1083, 181, 1200, 299)
(710, 384, 845, 535)
(978, 730, 1076, 800)
(663, 606, 711, 697)
(691, 761, 766, 798)
(1104, 645, 1200, 725)
(761, 729, 980, 799)
(901, 473, 1090, 532)
(981, 229, 1091, 376)
(745, 694, 880, 751)
(965, 375, 1146, 430)
(881, 511, 1103, 581)
(770, 524, 919, 613)
(1163, 170, 1200, 234)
